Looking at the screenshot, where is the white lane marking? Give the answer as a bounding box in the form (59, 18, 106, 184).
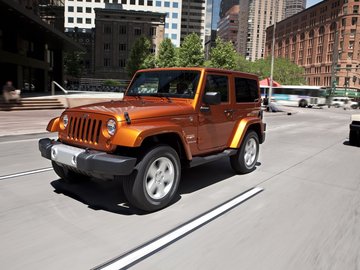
(0, 136, 58, 145)
(97, 187, 263, 270)
(0, 168, 53, 180)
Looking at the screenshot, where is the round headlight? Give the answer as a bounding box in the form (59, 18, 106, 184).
(62, 114, 69, 128)
(107, 119, 117, 136)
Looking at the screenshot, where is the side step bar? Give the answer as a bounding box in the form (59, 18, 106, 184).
(189, 149, 237, 168)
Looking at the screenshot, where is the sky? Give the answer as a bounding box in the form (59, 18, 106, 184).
(307, 0, 322, 8)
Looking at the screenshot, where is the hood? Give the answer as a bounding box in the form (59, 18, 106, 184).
(66, 98, 194, 122)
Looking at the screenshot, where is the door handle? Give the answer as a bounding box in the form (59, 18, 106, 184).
(224, 109, 234, 114)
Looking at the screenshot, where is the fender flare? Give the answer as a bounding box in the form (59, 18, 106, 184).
(111, 123, 193, 160)
(229, 117, 263, 149)
(46, 117, 60, 132)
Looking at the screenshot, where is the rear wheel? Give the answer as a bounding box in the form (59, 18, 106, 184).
(349, 130, 360, 146)
(299, 99, 307, 108)
(123, 145, 181, 212)
(230, 131, 259, 174)
(52, 161, 88, 183)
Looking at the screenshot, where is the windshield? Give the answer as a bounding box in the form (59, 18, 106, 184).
(126, 70, 201, 99)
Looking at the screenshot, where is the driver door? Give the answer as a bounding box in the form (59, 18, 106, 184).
(197, 73, 235, 151)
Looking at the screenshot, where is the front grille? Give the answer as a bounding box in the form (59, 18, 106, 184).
(67, 116, 102, 144)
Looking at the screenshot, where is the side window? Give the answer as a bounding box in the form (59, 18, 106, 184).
(235, 77, 259, 103)
(205, 75, 229, 102)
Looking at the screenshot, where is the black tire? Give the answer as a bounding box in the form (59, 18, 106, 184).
(52, 161, 88, 183)
(123, 145, 181, 212)
(299, 100, 307, 108)
(349, 130, 360, 146)
(230, 131, 259, 174)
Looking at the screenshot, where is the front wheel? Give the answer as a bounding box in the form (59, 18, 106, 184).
(230, 131, 259, 174)
(123, 145, 181, 212)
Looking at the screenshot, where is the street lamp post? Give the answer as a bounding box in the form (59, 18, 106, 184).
(268, 1, 280, 112)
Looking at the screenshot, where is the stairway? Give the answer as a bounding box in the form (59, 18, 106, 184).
(0, 97, 65, 111)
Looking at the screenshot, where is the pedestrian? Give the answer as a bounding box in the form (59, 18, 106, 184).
(2, 81, 21, 103)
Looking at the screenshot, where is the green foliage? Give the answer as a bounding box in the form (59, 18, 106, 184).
(103, 80, 120, 87)
(208, 38, 238, 70)
(156, 38, 177, 67)
(141, 54, 156, 69)
(177, 33, 204, 67)
(126, 36, 153, 77)
(251, 57, 305, 85)
(64, 51, 84, 78)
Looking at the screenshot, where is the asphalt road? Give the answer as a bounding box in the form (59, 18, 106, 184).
(0, 107, 359, 270)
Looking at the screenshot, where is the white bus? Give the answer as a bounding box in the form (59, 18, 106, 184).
(260, 85, 327, 108)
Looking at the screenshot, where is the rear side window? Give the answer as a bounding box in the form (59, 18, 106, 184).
(235, 77, 259, 103)
(205, 75, 229, 102)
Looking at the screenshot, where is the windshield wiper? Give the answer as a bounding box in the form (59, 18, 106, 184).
(146, 93, 172, 103)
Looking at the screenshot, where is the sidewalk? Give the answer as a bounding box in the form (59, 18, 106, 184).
(0, 109, 64, 137)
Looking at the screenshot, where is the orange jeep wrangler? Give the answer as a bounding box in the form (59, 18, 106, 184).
(39, 68, 266, 212)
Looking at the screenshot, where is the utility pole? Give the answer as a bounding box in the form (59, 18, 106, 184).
(330, 29, 339, 106)
(268, 1, 278, 112)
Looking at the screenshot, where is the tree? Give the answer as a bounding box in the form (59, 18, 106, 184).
(64, 51, 84, 78)
(251, 57, 305, 85)
(156, 38, 177, 67)
(126, 36, 153, 77)
(177, 33, 204, 67)
(209, 37, 238, 70)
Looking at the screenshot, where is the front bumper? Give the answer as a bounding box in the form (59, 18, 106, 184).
(39, 138, 137, 176)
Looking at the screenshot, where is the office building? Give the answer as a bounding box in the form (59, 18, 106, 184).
(65, 0, 181, 47)
(265, 0, 360, 90)
(217, 4, 239, 46)
(180, 0, 209, 46)
(0, 0, 80, 92)
(94, 6, 165, 79)
(285, 0, 306, 18)
(237, 0, 286, 61)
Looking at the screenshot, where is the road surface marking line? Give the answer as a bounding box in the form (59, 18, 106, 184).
(0, 168, 53, 180)
(0, 136, 58, 145)
(95, 186, 263, 270)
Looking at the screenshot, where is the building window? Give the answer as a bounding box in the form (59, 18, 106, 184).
(68, 6, 74, 12)
(86, 0, 91, 2)
(156, 1, 161, 6)
(173, 2, 178, 8)
(95, 0, 100, 2)
(77, 7, 83, 12)
(86, 18, 91, 24)
(86, 7, 91, 13)
(172, 23, 177, 29)
(119, 59, 126, 67)
(134, 28, 142, 35)
(104, 58, 111, 67)
(68, 17, 74, 23)
(147, 0, 153, 5)
(164, 1, 170, 7)
(104, 25, 112, 34)
(354, 5, 359, 14)
(119, 25, 126, 34)
(130, 0, 135, 4)
(77, 18, 83, 23)
(104, 43, 110, 51)
(150, 27, 156, 36)
(171, 33, 177, 40)
(139, 0, 144, 5)
(172, 12, 178, 18)
(121, 0, 126, 3)
(165, 23, 169, 29)
(352, 17, 358, 25)
(119, 44, 126, 51)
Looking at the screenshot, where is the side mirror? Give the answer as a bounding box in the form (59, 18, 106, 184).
(203, 92, 221, 105)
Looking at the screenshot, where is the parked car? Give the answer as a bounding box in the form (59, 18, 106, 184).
(331, 97, 358, 109)
(349, 114, 360, 146)
(39, 67, 266, 212)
